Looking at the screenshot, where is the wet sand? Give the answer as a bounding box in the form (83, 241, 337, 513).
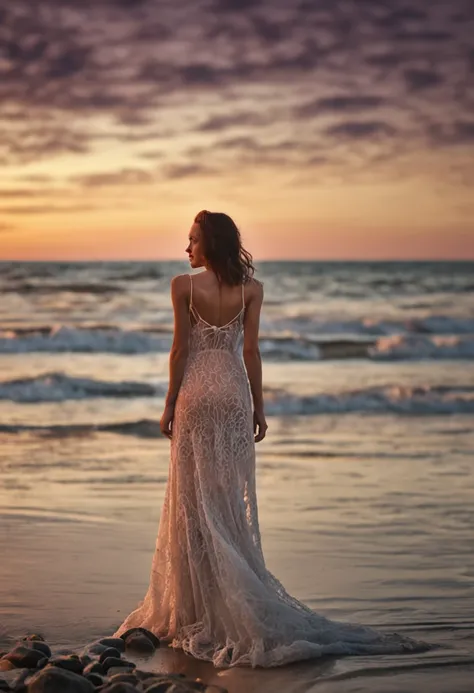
(1, 415, 474, 691)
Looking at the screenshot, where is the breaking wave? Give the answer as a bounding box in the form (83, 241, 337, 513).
(0, 382, 472, 416)
(0, 371, 162, 402)
(1, 321, 473, 360)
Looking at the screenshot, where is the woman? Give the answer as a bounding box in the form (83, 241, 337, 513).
(113, 210, 430, 668)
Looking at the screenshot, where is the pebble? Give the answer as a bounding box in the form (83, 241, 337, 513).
(0, 629, 228, 692)
(99, 648, 123, 664)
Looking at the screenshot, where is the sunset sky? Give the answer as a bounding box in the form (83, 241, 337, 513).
(0, 0, 473, 261)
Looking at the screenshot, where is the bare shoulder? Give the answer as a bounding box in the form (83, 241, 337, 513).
(245, 276, 264, 288)
(245, 277, 264, 300)
(170, 273, 191, 294)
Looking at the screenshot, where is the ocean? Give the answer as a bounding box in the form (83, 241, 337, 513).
(1, 260, 473, 692)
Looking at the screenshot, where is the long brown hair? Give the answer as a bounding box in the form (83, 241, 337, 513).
(194, 210, 255, 285)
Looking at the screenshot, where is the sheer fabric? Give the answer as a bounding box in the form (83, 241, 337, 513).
(113, 275, 430, 668)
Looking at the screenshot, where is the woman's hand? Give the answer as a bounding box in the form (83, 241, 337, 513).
(160, 404, 175, 439)
(253, 408, 268, 442)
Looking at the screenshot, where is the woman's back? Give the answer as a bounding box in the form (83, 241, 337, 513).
(187, 273, 257, 360)
(184, 273, 250, 417)
(188, 271, 247, 329)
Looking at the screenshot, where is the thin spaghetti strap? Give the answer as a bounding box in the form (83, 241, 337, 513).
(188, 274, 200, 325)
(241, 280, 245, 311)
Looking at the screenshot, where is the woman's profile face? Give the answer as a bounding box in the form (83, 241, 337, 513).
(186, 222, 206, 269)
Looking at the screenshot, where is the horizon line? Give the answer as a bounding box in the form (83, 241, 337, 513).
(0, 257, 473, 263)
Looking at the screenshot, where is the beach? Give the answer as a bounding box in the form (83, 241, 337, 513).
(1, 260, 474, 691)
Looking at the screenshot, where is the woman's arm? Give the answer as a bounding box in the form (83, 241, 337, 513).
(243, 279, 264, 412)
(164, 274, 190, 408)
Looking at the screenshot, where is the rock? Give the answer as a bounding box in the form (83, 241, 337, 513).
(101, 656, 136, 673)
(101, 657, 129, 676)
(0, 668, 29, 689)
(119, 629, 160, 649)
(48, 655, 84, 674)
(133, 671, 160, 682)
(140, 674, 188, 690)
(141, 674, 183, 682)
(122, 633, 156, 655)
(137, 673, 186, 682)
(105, 665, 137, 678)
(82, 642, 110, 657)
(142, 683, 173, 693)
(83, 661, 104, 676)
(83, 672, 104, 687)
(102, 657, 129, 674)
(162, 685, 199, 693)
(54, 649, 79, 657)
(185, 682, 207, 691)
(2, 645, 44, 669)
(0, 662, 15, 673)
(95, 638, 125, 653)
(35, 658, 49, 670)
(108, 672, 141, 685)
(143, 681, 191, 693)
(0, 633, 224, 693)
(26, 666, 95, 693)
(99, 684, 139, 693)
(28, 642, 51, 658)
(99, 648, 122, 664)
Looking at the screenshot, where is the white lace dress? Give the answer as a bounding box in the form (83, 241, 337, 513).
(113, 275, 430, 668)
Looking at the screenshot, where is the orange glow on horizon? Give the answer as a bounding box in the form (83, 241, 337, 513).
(1, 222, 472, 261)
